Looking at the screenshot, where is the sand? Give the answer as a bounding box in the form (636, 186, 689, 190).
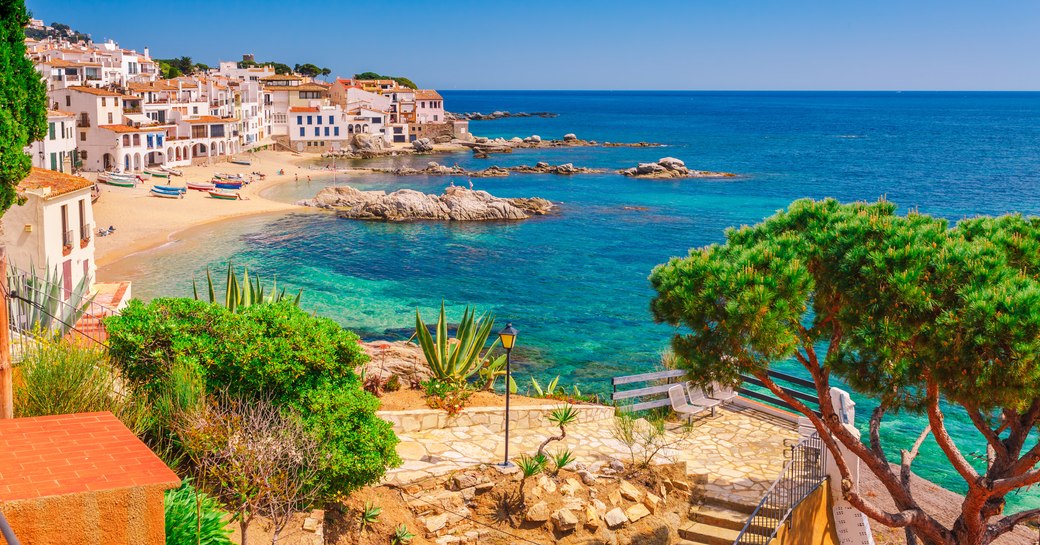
(90, 149, 310, 272)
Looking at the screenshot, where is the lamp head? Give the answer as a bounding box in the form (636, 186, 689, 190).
(498, 323, 518, 350)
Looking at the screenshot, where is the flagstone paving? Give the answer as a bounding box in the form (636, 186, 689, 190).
(385, 404, 800, 505)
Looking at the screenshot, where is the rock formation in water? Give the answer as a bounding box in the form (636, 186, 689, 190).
(619, 157, 737, 179)
(298, 185, 555, 222)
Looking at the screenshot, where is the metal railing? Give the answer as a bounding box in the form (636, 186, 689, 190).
(62, 229, 74, 248)
(733, 433, 827, 545)
(0, 509, 21, 545)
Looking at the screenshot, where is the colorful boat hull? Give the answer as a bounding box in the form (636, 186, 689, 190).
(144, 169, 169, 178)
(150, 188, 183, 198)
(153, 184, 187, 193)
(186, 181, 216, 191)
(230, 160, 251, 166)
(100, 178, 135, 187)
(208, 190, 240, 200)
(214, 182, 243, 189)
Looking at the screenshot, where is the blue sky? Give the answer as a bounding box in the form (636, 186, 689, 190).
(26, 0, 1040, 90)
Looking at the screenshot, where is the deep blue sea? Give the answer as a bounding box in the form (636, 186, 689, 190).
(110, 91, 1040, 509)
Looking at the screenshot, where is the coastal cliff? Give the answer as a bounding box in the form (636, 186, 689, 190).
(298, 185, 555, 222)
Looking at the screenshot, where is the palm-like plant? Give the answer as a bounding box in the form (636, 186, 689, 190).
(414, 302, 499, 385)
(7, 264, 96, 337)
(515, 453, 546, 509)
(536, 405, 579, 456)
(192, 262, 302, 313)
(549, 448, 575, 475)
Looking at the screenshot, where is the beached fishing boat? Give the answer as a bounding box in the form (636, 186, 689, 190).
(159, 166, 183, 176)
(208, 189, 240, 200)
(186, 181, 216, 191)
(150, 187, 183, 199)
(100, 177, 135, 188)
(100, 171, 139, 181)
(230, 159, 251, 166)
(214, 181, 244, 190)
(214, 172, 244, 181)
(153, 184, 187, 193)
(144, 168, 169, 178)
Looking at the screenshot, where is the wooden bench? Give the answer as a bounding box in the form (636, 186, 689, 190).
(611, 369, 689, 412)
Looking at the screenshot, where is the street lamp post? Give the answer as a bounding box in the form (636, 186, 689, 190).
(498, 323, 518, 466)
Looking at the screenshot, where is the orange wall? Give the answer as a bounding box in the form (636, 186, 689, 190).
(0, 484, 167, 545)
(772, 480, 840, 545)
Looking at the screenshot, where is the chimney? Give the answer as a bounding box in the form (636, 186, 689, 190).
(242, 53, 255, 63)
(143, 47, 150, 59)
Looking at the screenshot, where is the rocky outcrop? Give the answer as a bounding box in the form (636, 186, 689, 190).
(298, 185, 555, 222)
(358, 340, 431, 385)
(462, 135, 662, 156)
(351, 132, 387, 152)
(363, 161, 509, 178)
(448, 111, 559, 121)
(412, 138, 434, 152)
(619, 157, 737, 179)
(509, 162, 605, 175)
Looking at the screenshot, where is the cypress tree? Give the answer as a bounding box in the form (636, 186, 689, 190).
(0, 0, 47, 217)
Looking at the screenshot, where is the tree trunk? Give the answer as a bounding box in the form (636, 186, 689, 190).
(0, 246, 12, 419)
(239, 513, 249, 545)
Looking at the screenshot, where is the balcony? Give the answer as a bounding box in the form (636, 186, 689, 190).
(62, 229, 74, 255)
(124, 107, 142, 114)
(78, 116, 91, 128)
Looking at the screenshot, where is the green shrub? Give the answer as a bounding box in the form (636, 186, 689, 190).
(414, 302, 499, 385)
(105, 298, 398, 499)
(14, 337, 146, 432)
(164, 480, 233, 545)
(421, 378, 473, 416)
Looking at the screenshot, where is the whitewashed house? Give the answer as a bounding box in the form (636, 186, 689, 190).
(27, 110, 77, 172)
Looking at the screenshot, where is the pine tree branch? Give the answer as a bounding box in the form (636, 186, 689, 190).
(924, 375, 980, 485)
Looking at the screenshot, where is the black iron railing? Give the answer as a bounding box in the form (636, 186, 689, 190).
(733, 432, 827, 545)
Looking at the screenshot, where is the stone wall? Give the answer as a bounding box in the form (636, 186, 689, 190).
(378, 404, 616, 433)
(1, 483, 168, 545)
(409, 122, 456, 140)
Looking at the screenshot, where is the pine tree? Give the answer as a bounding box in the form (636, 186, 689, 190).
(0, 0, 47, 217)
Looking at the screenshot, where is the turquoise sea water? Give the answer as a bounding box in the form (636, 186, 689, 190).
(110, 91, 1040, 509)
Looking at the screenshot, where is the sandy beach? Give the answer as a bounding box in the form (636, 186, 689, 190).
(90, 150, 311, 270)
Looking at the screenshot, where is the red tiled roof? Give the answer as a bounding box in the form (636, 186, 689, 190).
(294, 83, 329, 92)
(415, 89, 442, 100)
(183, 116, 239, 124)
(67, 86, 129, 98)
(17, 167, 94, 198)
(99, 124, 163, 133)
(0, 412, 180, 501)
(47, 109, 76, 118)
(289, 106, 318, 112)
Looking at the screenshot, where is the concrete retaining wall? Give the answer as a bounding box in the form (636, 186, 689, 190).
(378, 403, 616, 433)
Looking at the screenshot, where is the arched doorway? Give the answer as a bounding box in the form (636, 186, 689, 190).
(123, 155, 130, 171)
(103, 153, 114, 171)
(219, 141, 226, 155)
(133, 153, 142, 171)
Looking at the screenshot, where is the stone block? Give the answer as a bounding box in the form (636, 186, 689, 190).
(604, 507, 628, 529)
(526, 501, 551, 523)
(625, 503, 651, 523)
(551, 508, 579, 532)
(618, 480, 643, 502)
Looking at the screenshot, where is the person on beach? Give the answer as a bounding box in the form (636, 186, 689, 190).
(295, 174, 298, 182)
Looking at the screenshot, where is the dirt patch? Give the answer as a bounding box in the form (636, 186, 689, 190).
(378, 388, 562, 412)
(328, 486, 433, 545)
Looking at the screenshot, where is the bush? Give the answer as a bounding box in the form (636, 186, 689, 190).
(105, 298, 399, 499)
(422, 378, 473, 416)
(164, 480, 233, 545)
(14, 337, 146, 432)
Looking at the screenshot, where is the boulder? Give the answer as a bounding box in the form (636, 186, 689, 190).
(451, 471, 485, 491)
(509, 137, 524, 144)
(351, 132, 386, 152)
(658, 157, 685, 170)
(604, 507, 628, 529)
(636, 162, 667, 175)
(560, 478, 583, 496)
(535, 161, 550, 169)
(526, 501, 551, 523)
(578, 470, 597, 486)
(358, 340, 431, 385)
(563, 133, 578, 141)
(609, 460, 625, 472)
(535, 475, 557, 495)
(412, 138, 434, 152)
(551, 509, 579, 532)
(625, 503, 651, 523)
(475, 137, 489, 144)
(423, 513, 449, 533)
(643, 492, 662, 513)
(433, 134, 453, 144)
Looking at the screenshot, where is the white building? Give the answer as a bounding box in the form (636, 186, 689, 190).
(27, 110, 77, 172)
(3, 168, 96, 298)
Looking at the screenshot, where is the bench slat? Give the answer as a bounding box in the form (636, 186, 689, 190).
(611, 369, 686, 386)
(623, 398, 672, 412)
(611, 382, 677, 401)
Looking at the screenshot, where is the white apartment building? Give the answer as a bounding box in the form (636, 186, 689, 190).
(27, 110, 77, 172)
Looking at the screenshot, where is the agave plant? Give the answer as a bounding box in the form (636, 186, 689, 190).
(7, 263, 96, 337)
(414, 302, 499, 385)
(478, 353, 517, 393)
(192, 262, 301, 313)
(530, 375, 563, 398)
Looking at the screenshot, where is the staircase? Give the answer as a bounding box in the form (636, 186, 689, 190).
(679, 493, 779, 545)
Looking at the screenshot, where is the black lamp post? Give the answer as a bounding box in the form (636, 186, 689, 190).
(498, 323, 518, 466)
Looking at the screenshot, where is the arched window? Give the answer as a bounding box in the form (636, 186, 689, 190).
(123, 135, 130, 146)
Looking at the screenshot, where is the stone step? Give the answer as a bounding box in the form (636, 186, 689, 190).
(689, 504, 773, 534)
(678, 521, 744, 545)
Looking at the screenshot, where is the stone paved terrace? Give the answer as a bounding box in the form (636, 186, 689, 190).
(385, 403, 800, 505)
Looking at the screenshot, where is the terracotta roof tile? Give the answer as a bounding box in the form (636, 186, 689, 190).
(99, 124, 164, 133)
(16, 167, 94, 198)
(260, 74, 302, 81)
(183, 116, 240, 123)
(66, 86, 129, 98)
(294, 83, 329, 92)
(416, 89, 442, 100)
(289, 106, 319, 112)
(0, 412, 180, 501)
(47, 109, 76, 118)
